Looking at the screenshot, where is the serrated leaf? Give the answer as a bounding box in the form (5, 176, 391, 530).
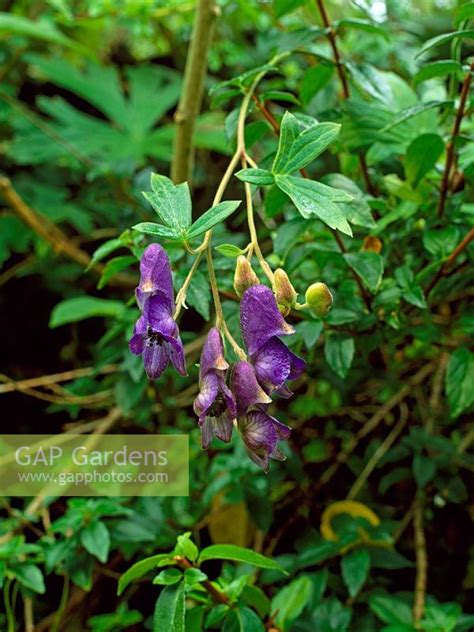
(446, 348, 474, 418)
(187, 201, 241, 240)
(343, 252, 384, 293)
(275, 175, 353, 236)
(323, 174, 375, 228)
(49, 297, 125, 328)
(341, 549, 371, 597)
(324, 334, 355, 378)
(405, 134, 444, 187)
(235, 168, 275, 185)
(132, 222, 182, 240)
(272, 112, 341, 174)
(80, 521, 110, 563)
(153, 581, 185, 632)
(143, 174, 192, 230)
(413, 60, 462, 86)
(199, 544, 287, 573)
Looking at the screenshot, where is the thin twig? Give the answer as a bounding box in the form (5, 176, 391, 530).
(171, 0, 218, 185)
(437, 61, 474, 218)
(314, 0, 375, 195)
(346, 401, 409, 500)
(413, 494, 427, 624)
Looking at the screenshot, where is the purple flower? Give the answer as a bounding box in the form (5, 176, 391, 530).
(232, 361, 290, 472)
(129, 244, 186, 379)
(240, 285, 305, 396)
(194, 328, 237, 448)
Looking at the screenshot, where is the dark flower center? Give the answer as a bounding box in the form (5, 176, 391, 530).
(208, 392, 227, 417)
(146, 327, 165, 347)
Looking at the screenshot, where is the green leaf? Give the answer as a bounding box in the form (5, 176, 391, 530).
(223, 607, 265, 632)
(300, 64, 334, 105)
(199, 544, 287, 573)
(380, 100, 452, 133)
(235, 168, 275, 185)
(413, 60, 462, 86)
(80, 521, 110, 563)
(275, 175, 353, 236)
(295, 320, 324, 349)
(13, 564, 46, 594)
(405, 134, 444, 187)
(175, 533, 199, 563)
(324, 334, 355, 379)
(132, 222, 183, 240)
(322, 174, 375, 229)
(335, 18, 390, 40)
(455, 2, 474, 24)
(274, 0, 306, 18)
(215, 244, 247, 258)
(153, 581, 185, 632)
(446, 348, 474, 418)
(153, 568, 183, 585)
(49, 297, 125, 328)
(422, 603, 461, 632)
(272, 112, 341, 174)
(187, 201, 241, 240)
(87, 237, 128, 270)
(369, 594, 413, 625)
(97, 256, 136, 289)
(271, 576, 313, 631)
(413, 454, 437, 488)
(0, 12, 84, 50)
(184, 568, 208, 585)
(415, 30, 474, 58)
(118, 554, 174, 595)
(341, 549, 371, 597)
(311, 598, 352, 632)
(143, 174, 192, 231)
(343, 252, 384, 293)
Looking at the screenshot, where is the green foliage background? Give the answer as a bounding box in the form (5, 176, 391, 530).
(0, 0, 473, 630)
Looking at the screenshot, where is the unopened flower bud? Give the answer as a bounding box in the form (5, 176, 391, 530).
(234, 256, 260, 297)
(273, 268, 297, 316)
(305, 282, 333, 318)
(361, 236, 382, 254)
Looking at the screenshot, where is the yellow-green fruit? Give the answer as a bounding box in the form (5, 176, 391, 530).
(273, 268, 297, 316)
(233, 255, 260, 297)
(305, 282, 333, 318)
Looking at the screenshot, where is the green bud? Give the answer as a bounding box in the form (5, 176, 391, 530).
(273, 268, 297, 316)
(234, 255, 260, 297)
(305, 282, 333, 318)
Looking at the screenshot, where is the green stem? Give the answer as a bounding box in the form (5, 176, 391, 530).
(4, 578, 15, 632)
(170, 0, 218, 185)
(51, 575, 69, 632)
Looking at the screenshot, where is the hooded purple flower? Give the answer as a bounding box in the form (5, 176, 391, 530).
(194, 328, 237, 448)
(240, 285, 305, 396)
(232, 361, 290, 472)
(129, 243, 186, 379)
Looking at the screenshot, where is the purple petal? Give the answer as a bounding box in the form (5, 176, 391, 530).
(142, 342, 170, 379)
(199, 327, 229, 377)
(167, 336, 187, 376)
(138, 243, 174, 308)
(200, 415, 234, 449)
(252, 337, 305, 394)
(240, 285, 294, 356)
(143, 294, 177, 337)
(231, 361, 272, 417)
(129, 334, 144, 355)
(194, 373, 220, 418)
(239, 410, 291, 472)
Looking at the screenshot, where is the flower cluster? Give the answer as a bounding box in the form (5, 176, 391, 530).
(195, 284, 305, 471)
(129, 245, 305, 471)
(129, 244, 186, 380)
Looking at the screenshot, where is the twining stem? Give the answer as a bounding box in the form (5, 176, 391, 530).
(413, 494, 428, 624)
(314, 0, 375, 195)
(174, 556, 229, 604)
(170, 0, 218, 185)
(3, 579, 15, 632)
(51, 575, 70, 632)
(24, 595, 34, 632)
(437, 61, 473, 218)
